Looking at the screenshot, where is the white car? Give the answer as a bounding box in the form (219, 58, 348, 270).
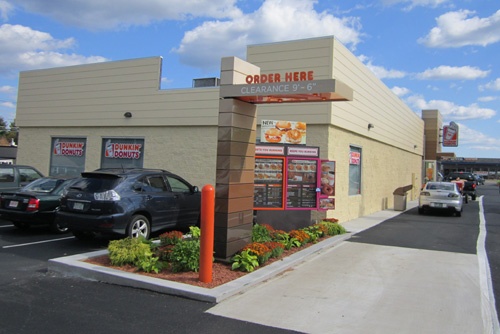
(418, 182, 463, 217)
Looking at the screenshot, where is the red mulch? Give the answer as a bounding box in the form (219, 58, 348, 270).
(84, 240, 318, 289)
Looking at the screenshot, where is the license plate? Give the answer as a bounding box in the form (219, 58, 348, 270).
(8, 200, 18, 208)
(431, 203, 446, 208)
(73, 202, 84, 210)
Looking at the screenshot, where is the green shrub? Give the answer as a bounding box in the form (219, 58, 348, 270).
(169, 239, 200, 272)
(277, 233, 301, 250)
(263, 241, 285, 258)
(188, 226, 201, 239)
(108, 237, 152, 266)
(319, 221, 346, 236)
(252, 224, 273, 243)
(242, 242, 272, 265)
(108, 237, 161, 273)
(231, 250, 259, 272)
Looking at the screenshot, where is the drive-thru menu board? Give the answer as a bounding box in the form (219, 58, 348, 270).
(286, 159, 318, 209)
(254, 157, 285, 208)
(254, 144, 334, 211)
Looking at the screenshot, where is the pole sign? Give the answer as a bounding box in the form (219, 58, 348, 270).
(442, 121, 459, 147)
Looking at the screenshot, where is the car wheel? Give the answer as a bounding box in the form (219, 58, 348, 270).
(472, 194, 476, 201)
(73, 231, 96, 241)
(12, 221, 30, 230)
(127, 215, 150, 239)
(456, 210, 462, 217)
(50, 221, 69, 234)
(418, 207, 424, 215)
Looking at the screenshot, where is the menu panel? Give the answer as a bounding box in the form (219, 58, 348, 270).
(286, 159, 318, 209)
(254, 158, 284, 209)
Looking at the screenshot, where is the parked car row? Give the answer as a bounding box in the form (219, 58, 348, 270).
(0, 168, 202, 240)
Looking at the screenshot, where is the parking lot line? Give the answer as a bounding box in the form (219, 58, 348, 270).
(0, 224, 14, 228)
(2, 236, 75, 249)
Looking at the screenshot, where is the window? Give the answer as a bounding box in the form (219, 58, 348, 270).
(50, 137, 86, 177)
(166, 176, 191, 193)
(101, 138, 144, 169)
(0, 167, 14, 183)
(349, 146, 362, 195)
(18, 167, 43, 183)
(146, 176, 167, 192)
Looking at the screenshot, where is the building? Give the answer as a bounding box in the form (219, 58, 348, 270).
(15, 36, 424, 257)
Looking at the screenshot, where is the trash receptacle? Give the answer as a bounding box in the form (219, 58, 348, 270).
(393, 185, 412, 211)
(394, 194, 407, 211)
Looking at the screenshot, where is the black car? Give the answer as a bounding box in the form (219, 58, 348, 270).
(444, 171, 477, 200)
(56, 168, 201, 240)
(0, 176, 77, 233)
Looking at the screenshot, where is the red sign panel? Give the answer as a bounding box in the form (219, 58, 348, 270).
(443, 122, 459, 147)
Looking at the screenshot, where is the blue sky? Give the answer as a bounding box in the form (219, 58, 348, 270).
(0, 0, 499, 158)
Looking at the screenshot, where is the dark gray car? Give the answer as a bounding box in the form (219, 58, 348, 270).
(56, 168, 201, 240)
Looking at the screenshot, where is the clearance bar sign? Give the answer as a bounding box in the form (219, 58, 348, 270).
(219, 71, 353, 104)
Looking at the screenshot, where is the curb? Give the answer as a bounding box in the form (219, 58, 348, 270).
(48, 232, 352, 303)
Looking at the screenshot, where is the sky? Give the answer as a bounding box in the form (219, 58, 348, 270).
(0, 0, 499, 158)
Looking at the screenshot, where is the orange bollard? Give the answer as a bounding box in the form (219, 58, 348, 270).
(199, 184, 215, 283)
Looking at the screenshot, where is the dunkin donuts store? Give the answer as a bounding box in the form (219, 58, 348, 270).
(14, 36, 424, 258)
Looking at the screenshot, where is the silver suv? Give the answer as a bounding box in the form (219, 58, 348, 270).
(0, 165, 44, 192)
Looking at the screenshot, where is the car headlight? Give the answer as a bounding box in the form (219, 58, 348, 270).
(94, 190, 121, 201)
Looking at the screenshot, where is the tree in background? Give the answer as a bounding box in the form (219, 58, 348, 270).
(0, 117, 18, 146)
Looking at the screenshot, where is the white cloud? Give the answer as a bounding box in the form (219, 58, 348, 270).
(0, 85, 14, 93)
(0, 100, 14, 108)
(358, 55, 406, 79)
(456, 123, 500, 150)
(406, 94, 496, 120)
(419, 10, 500, 48)
(416, 65, 490, 80)
(479, 78, 500, 91)
(478, 96, 497, 102)
(382, 0, 449, 10)
(391, 86, 410, 97)
(0, 0, 14, 20)
(0, 24, 107, 75)
(10, 0, 242, 30)
(173, 0, 363, 69)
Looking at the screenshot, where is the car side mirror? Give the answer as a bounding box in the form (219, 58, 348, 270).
(193, 186, 199, 193)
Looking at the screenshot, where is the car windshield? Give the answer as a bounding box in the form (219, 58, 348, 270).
(22, 178, 66, 193)
(427, 183, 455, 191)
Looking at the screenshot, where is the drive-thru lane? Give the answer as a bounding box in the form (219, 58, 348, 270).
(209, 187, 499, 333)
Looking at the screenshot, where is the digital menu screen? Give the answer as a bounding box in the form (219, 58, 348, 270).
(254, 158, 284, 208)
(286, 159, 318, 209)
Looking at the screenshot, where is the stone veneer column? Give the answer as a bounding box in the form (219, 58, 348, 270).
(214, 57, 260, 260)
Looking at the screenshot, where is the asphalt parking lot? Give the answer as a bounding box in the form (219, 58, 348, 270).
(1, 180, 499, 333)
